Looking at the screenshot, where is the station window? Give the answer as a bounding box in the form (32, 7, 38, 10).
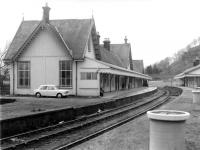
(81, 72, 97, 80)
(17, 61, 30, 88)
(59, 60, 72, 87)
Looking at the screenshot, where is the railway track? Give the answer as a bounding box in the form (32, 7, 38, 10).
(1, 88, 172, 150)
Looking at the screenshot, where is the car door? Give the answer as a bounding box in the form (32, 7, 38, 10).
(40, 86, 48, 96)
(47, 86, 56, 97)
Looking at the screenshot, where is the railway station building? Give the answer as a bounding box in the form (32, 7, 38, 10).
(174, 58, 200, 88)
(3, 4, 151, 96)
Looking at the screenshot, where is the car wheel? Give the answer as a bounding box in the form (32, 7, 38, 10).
(57, 93, 62, 98)
(36, 92, 41, 98)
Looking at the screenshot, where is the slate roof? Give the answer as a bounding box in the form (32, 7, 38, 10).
(50, 19, 92, 59)
(110, 44, 132, 68)
(4, 21, 40, 60)
(132, 60, 144, 73)
(99, 46, 125, 68)
(4, 19, 92, 60)
(183, 64, 200, 74)
(99, 43, 132, 69)
(174, 64, 200, 79)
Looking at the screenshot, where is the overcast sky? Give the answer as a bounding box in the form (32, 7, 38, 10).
(0, 0, 200, 67)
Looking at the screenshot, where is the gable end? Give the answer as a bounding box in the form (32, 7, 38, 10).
(13, 23, 72, 60)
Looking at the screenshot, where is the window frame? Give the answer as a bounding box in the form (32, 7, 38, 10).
(59, 60, 73, 88)
(17, 61, 31, 89)
(80, 72, 97, 80)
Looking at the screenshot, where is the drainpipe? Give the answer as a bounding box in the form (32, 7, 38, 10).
(99, 73, 101, 95)
(76, 61, 77, 96)
(110, 74, 111, 92)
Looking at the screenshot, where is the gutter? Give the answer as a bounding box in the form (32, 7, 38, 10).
(74, 59, 84, 62)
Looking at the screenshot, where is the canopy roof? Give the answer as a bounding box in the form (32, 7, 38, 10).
(174, 64, 200, 79)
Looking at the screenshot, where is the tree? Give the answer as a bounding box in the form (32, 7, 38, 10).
(145, 65, 153, 74)
(152, 64, 161, 74)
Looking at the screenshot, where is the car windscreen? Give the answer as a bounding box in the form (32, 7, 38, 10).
(55, 86, 59, 90)
(40, 86, 47, 90)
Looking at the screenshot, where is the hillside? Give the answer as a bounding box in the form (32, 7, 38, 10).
(170, 45, 200, 75)
(145, 44, 200, 80)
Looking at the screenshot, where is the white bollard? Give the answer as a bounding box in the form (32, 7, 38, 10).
(147, 110, 190, 150)
(192, 88, 200, 103)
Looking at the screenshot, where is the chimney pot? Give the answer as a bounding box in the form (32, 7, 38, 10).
(42, 3, 51, 23)
(96, 32, 100, 45)
(193, 57, 200, 66)
(124, 36, 128, 44)
(103, 38, 110, 51)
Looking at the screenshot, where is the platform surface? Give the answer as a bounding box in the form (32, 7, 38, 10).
(0, 87, 156, 120)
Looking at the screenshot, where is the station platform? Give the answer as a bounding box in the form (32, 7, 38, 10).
(70, 86, 200, 150)
(0, 87, 156, 120)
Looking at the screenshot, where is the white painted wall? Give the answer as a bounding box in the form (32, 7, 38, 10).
(77, 58, 109, 96)
(75, 34, 100, 96)
(13, 28, 74, 95)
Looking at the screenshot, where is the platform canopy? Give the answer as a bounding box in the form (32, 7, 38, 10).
(86, 57, 152, 80)
(98, 68, 151, 79)
(174, 64, 200, 79)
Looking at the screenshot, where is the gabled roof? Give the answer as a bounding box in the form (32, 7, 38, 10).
(99, 43, 135, 69)
(109, 44, 132, 68)
(4, 19, 92, 61)
(99, 46, 125, 68)
(132, 60, 144, 73)
(50, 19, 92, 60)
(174, 64, 200, 79)
(4, 21, 40, 60)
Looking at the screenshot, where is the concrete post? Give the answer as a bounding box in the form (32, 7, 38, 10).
(192, 88, 200, 103)
(147, 110, 190, 150)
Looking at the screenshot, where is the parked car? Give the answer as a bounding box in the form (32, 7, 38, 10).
(34, 85, 70, 98)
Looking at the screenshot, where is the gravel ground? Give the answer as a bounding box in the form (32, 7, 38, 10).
(71, 87, 200, 150)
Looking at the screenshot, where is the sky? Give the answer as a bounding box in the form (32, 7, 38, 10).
(0, 0, 200, 67)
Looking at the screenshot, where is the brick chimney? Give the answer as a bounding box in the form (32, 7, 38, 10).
(103, 38, 110, 51)
(193, 57, 200, 66)
(97, 32, 100, 45)
(124, 36, 128, 44)
(42, 3, 50, 23)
